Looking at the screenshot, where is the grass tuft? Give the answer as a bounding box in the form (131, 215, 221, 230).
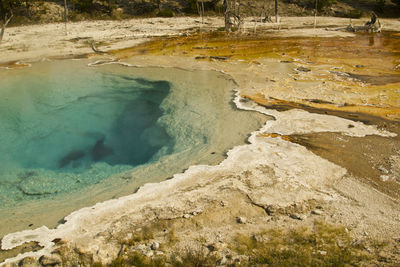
(234, 221, 370, 266)
(170, 246, 217, 267)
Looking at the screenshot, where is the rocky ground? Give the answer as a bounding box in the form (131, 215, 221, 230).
(1, 16, 400, 266)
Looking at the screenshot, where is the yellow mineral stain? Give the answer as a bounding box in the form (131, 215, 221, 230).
(112, 31, 399, 121)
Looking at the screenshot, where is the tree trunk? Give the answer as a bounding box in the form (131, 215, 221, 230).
(314, 0, 318, 28)
(0, 12, 13, 43)
(64, 0, 68, 34)
(64, 0, 68, 21)
(0, 25, 5, 42)
(25, 0, 31, 18)
(237, 0, 241, 18)
(275, 0, 278, 23)
(224, 0, 229, 31)
(201, 1, 204, 24)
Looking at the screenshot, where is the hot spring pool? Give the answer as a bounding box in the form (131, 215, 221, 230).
(0, 60, 267, 236)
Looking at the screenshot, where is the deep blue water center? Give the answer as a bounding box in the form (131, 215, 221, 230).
(0, 62, 172, 202)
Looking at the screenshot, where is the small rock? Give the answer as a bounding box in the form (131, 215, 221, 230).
(318, 250, 327, 255)
(220, 200, 227, 207)
(183, 214, 190, 219)
(155, 251, 164, 256)
(378, 166, 389, 174)
(39, 255, 61, 266)
(233, 255, 249, 264)
(311, 209, 323, 215)
(236, 217, 247, 224)
(296, 66, 311, 72)
(191, 210, 202, 215)
(289, 213, 306, 220)
(150, 242, 160, 250)
(207, 242, 223, 252)
(216, 234, 222, 241)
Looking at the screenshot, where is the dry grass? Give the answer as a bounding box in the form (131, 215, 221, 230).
(234, 221, 370, 266)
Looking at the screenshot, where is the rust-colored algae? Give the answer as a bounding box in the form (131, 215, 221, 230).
(243, 93, 400, 122)
(0, 61, 30, 69)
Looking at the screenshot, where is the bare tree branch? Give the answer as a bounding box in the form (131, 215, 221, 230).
(90, 41, 106, 54)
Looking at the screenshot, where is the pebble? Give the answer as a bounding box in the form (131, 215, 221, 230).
(183, 214, 190, 219)
(378, 165, 389, 174)
(236, 217, 247, 224)
(150, 242, 160, 250)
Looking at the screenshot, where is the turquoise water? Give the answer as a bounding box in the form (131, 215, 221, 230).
(0, 60, 268, 237)
(0, 61, 172, 204)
